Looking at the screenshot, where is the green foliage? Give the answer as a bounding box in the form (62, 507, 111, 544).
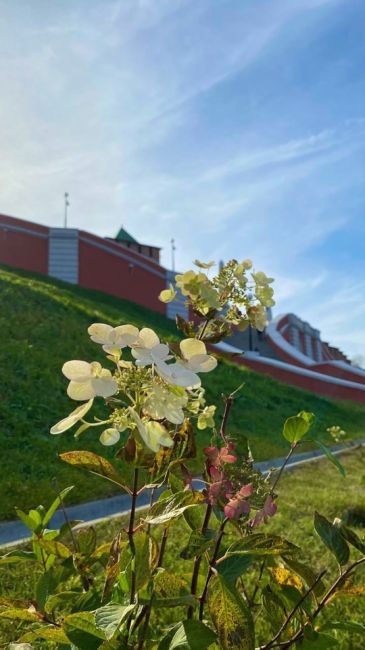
(1, 264, 364, 519)
(314, 512, 350, 566)
(208, 574, 255, 649)
(2, 260, 365, 650)
(158, 620, 217, 649)
(282, 411, 315, 444)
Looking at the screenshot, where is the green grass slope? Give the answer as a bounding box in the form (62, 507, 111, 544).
(0, 264, 364, 521)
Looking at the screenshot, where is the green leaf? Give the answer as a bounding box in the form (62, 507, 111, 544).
(158, 620, 217, 649)
(0, 608, 40, 622)
(95, 604, 135, 640)
(313, 440, 345, 477)
(262, 587, 286, 635)
(0, 550, 37, 565)
(91, 542, 112, 562)
(169, 474, 204, 530)
(225, 534, 298, 557)
(63, 611, 106, 649)
(38, 539, 72, 559)
(18, 626, 70, 644)
(119, 530, 158, 592)
(45, 590, 81, 615)
(36, 571, 58, 612)
(333, 520, 365, 554)
(180, 529, 217, 560)
(208, 575, 255, 650)
(281, 556, 326, 597)
(77, 526, 97, 556)
(151, 569, 196, 608)
(320, 620, 365, 634)
(217, 554, 253, 584)
(43, 485, 74, 526)
(144, 490, 206, 526)
(314, 512, 350, 565)
(15, 508, 42, 533)
(283, 411, 314, 443)
(59, 451, 128, 491)
(296, 632, 339, 648)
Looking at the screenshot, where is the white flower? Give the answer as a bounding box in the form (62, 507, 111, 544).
(100, 428, 121, 446)
(131, 328, 171, 367)
(50, 399, 94, 434)
(159, 285, 176, 303)
(129, 409, 174, 452)
(180, 339, 217, 373)
(62, 360, 118, 401)
(88, 323, 139, 354)
(143, 384, 188, 424)
(156, 360, 201, 388)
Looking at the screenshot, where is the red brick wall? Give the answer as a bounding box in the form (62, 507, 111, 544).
(311, 362, 365, 386)
(0, 214, 48, 274)
(237, 356, 365, 404)
(78, 234, 166, 314)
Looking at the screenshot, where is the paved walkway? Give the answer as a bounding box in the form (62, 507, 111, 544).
(0, 441, 362, 548)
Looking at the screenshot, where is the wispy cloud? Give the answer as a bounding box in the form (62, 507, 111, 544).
(0, 0, 364, 357)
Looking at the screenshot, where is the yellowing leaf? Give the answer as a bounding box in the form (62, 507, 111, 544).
(208, 575, 255, 649)
(271, 567, 303, 590)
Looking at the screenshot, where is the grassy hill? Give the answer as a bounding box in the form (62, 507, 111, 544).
(1, 264, 364, 521)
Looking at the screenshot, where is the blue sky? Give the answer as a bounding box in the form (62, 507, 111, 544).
(0, 0, 364, 359)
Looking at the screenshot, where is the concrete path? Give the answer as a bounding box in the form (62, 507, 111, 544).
(0, 441, 362, 548)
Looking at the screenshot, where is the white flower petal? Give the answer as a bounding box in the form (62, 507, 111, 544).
(62, 360, 92, 382)
(180, 338, 207, 360)
(135, 328, 160, 349)
(67, 380, 96, 401)
(102, 345, 121, 356)
(50, 399, 94, 434)
(156, 361, 201, 388)
(164, 406, 185, 424)
(88, 323, 114, 344)
(100, 428, 121, 446)
(184, 354, 217, 373)
(113, 324, 139, 346)
(145, 421, 173, 452)
(151, 343, 171, 362)
(91, 377, 118, 398)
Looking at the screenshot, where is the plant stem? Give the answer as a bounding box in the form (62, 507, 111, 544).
(249, 559, 266, 606)
(199, 518, 228, 620)
(271, 443, 297, 494)
(128, 468, 139, 605)
(137, 527, 170, 649)
(219, 394, 234, 444)
(187, 503, 213, 619)
(198, 319, 209, 341)
(259, 570, 326, 649)
(258, 558, 365, 649)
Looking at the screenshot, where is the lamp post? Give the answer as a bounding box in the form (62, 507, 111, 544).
(64, 192, 70, 228)
(171, 238, 176, 271)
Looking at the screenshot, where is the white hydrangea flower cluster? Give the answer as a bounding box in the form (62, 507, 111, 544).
(51, 322, 217, 453)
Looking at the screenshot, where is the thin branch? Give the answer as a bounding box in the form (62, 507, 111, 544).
(199, 518, 228, 620)
(259, 570, 326, 649)
(219, 395, 234, 444)
(249, 559, 266, 606)
(257, 558, 365, 650)
(137, 527, 170, 648)
(187, 503, 213, 619)
(128, 468, 139, 605)
(271, 443, 297, 494)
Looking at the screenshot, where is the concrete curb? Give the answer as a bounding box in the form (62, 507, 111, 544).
(1, 440, 363, 549)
